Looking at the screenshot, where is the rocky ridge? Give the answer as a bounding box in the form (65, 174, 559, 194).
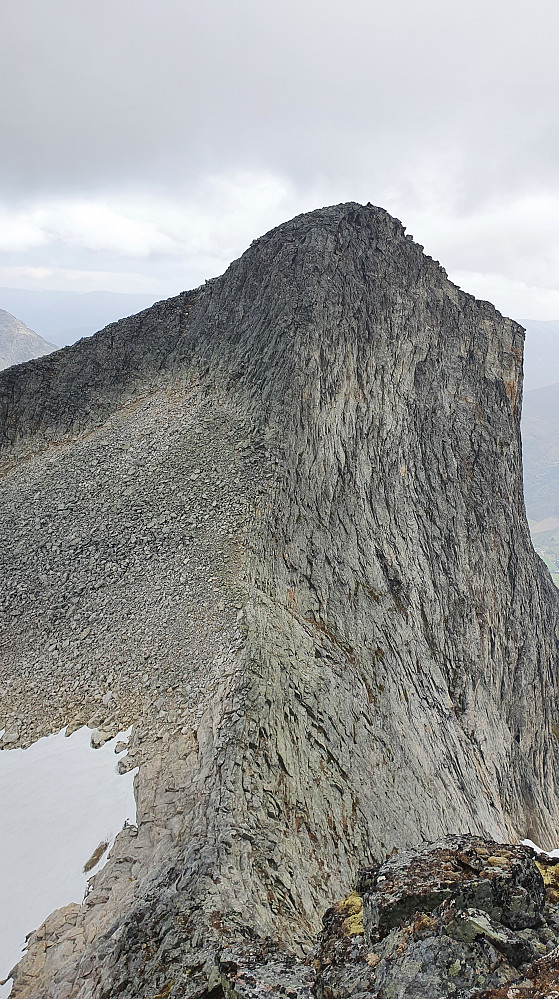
(0, 308, 56, 371)
(1, 203, 558, 998)
(9, 836, 559, 999)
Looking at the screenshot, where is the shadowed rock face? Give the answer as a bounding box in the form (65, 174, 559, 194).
(1, 203, 558, 998)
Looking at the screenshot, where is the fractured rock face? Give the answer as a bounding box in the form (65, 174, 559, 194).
(1, 203, 558, 997)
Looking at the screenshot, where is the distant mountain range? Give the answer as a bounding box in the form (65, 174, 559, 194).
(522, 319, 559, 391)
(522, 381, 559, 522)
(0, 309, 56, 371)
(0, 289, 158, 348)
(520, 321, 559, 526)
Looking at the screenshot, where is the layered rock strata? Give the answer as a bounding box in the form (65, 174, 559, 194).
(1, 203, 558, 998)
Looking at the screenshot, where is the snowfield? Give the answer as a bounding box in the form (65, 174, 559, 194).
(0, 726, 136, 997)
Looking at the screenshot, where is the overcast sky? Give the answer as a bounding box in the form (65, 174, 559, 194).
(2, 0, 559, 319)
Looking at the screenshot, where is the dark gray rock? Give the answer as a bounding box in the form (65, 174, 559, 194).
(314, 836, 559, 999)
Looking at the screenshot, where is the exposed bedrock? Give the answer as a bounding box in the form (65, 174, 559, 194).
(1, 203, 558, 997)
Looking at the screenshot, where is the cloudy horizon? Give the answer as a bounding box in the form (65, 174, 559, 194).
(2, 0, 559, 321)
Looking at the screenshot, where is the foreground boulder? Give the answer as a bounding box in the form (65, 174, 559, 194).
(315, 836, 559, 999)
(1, 204, 558, 996)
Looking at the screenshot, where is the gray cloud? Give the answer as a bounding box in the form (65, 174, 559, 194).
(2, 0, 558, 202)
(1, 0, 559, 317)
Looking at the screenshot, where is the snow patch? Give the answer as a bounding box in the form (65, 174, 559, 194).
(0, 726, 137, 996)
(521, 838, 559, 859)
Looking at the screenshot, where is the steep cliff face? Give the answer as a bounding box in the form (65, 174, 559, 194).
(1, 203, 558, 999)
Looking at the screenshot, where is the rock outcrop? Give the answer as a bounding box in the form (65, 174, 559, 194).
(315, 835, 559, 999)
(1, 203, 558, 998)
(0, 308, 56, 371)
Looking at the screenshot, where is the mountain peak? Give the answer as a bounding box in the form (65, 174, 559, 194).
(0, 204, 557, 999)
(0, 308, 56, 371)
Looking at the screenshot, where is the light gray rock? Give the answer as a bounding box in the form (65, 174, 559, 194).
(1, 730, 19, 744)
(89, 729, 111, 749)
(0, 308, 56, 371)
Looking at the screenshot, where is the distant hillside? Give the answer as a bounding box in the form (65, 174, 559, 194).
(522, 319, 559, 390)
(511, 321, 559, 528)
(0, 310, 56, 371)
(0, 289, 158, 348)
(522, 381, 559, 522)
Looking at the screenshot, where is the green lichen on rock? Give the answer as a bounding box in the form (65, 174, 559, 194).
(315, 836, 559, 999)
(536, 857, 559, 904)
(332, 892, 364, 937)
